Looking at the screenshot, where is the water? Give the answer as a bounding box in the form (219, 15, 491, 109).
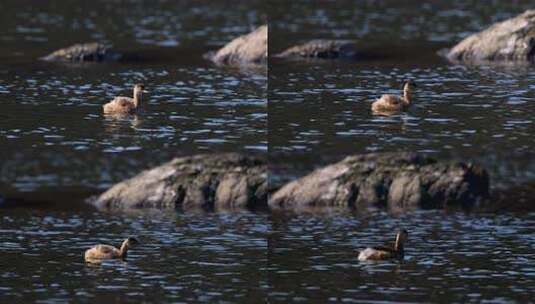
(268, 211, 535, 303)
(0, 1, 268, 301)
(269, 0, 535, 188)
(1, 0, 535, 303)
(266, 2, 535, 303)
(0, 0, 267, 193)
(0, 209, 268, 303)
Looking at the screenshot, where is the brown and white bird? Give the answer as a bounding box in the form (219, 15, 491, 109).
(371, 81, 417, 114)
(358, 229, 408, 261)
(103, 84, 147, 114)
(84, 237, 139, 263)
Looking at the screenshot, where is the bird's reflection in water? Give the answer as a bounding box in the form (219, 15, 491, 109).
(102, 113, 143, 133)
(371, 113, 416, 134)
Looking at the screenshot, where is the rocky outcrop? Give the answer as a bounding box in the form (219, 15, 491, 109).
(90, 153, 267, 211)
(205, 25, 267, 66)
(274, 40, 361, 59)
(41, 42, 123, 62)
(269, 153, 489, 211)
(446, 10, 535, 63)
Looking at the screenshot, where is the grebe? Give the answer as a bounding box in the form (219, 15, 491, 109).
(371, 81, 416, 114)
(103, 84, 147, 114)
(84, 237, 139, 263)
(358, 229, 408, 261)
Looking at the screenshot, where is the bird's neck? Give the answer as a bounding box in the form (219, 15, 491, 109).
(133, 92, 142, 108)
(403, 89, 412, 104)
(119, 241, 129, 258)
(394, 235, 404, 253)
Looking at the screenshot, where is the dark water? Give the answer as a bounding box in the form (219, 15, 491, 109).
(0, 1, 267, 301)
(1, 0, 535, 303)
(269, 0, 535, 188)
(267, 2, 535, 303)
(0, 209, 268, 303)
(0, 0, 266, 193)
(268, 211, 535, 303)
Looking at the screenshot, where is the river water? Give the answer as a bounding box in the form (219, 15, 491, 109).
(0, 0, 267, 194)
(1, 0, 534, 303)
(268, 1, 535, 303)
(269, 0, 535, 188)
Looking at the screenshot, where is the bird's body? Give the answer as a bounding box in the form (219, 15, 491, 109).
(85, 244, 122, 260)
(84, 237, 139, 263)
(371, 94, 408, 112)
(103, 84, 147, 114)
(103, 96, 136, 114)
(358, 229, 408, 261)
(371, 81, 416, 114)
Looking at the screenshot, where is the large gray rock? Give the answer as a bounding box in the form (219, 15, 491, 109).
(41, 42, 122, 62)
(90, 153, 267, 211)
(205, 25, 267, 66)
(446, 10, 535, 63)
(274, 40, 361, 59)
(269, 153, 489, 211)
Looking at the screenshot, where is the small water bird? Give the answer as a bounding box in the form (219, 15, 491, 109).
(103, 84, 147, 114)
(84, 237, 139, 263)
(371, 81, 417, 114)
(358, 229, 408, 261)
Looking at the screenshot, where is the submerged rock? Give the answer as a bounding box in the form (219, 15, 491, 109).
(269, 153, 489, 211)
(41, 42, 123, 62)
(274, 40, 361, 59)
(90, 153, 267, 211)
(446, 10, 535, 63)
(205, 25, 267, 66)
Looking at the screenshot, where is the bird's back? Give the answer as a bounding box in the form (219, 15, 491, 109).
(358, 246, 396, 261)
(103, 96, 135, 114)
(372, 94, 405, 112)
(84, 244, 120, 261)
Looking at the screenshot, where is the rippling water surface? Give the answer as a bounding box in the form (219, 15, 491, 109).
(268, 211, 535, 303)
(1, 0, 534, 303)
(2, 210, 532, 303)
(0, 209, 269, 302)
(269, 0, 535, 187)
(267, 2, 535, 302)
(0, 0, 266, 192)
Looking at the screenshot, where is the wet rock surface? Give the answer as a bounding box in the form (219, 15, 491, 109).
(446, 10, 535, 63)
(269, 153, 490, 211)
(41, 42, 123, 62)
(274, 39, 362, 59)
(204, 25, 267, 66)
(90, 153, 267, 211)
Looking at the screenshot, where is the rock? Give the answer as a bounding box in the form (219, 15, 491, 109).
(446, 10, 535, 63)
(274, 40, 361, 59)
(269, 153, 489, 211)
(204, 25, 267, 66)
(41, 42, 122, 62)
(90, 153, 267, 211)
